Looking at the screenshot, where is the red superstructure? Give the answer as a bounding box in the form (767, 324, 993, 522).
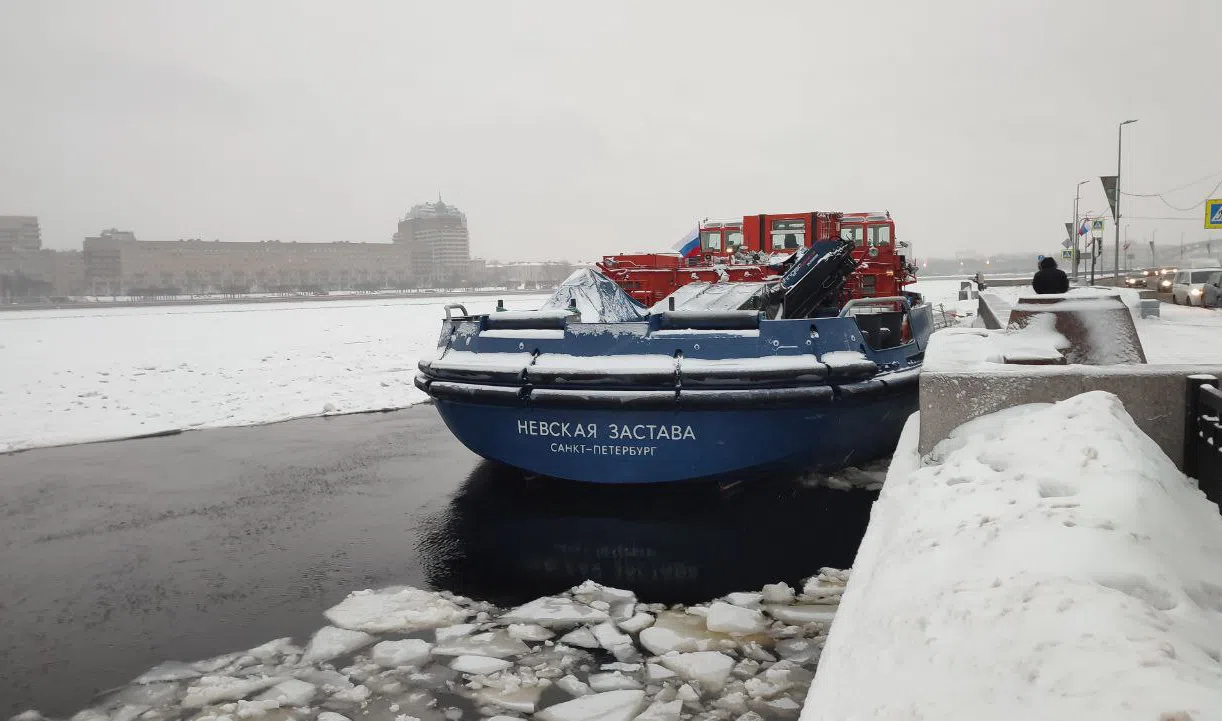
(597, 210, 915, 307)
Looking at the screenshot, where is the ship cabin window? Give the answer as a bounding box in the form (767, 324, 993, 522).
(724, 230, 743, 251)
(770, 219, 806, 250)
(842, 226, 865, 247)
(860, 274, 877, 296)
(868, 224, 892, 247)
(701, 231, 723, 252)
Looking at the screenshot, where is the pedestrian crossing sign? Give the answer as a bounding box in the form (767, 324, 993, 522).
(1207, 198, 1222, 229)
(1061, 249, 1073, 260)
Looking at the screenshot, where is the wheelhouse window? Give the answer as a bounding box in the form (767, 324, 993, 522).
(725, 230, 743, 251)
(770, 219, 805, 250)
(842, 226, 865, 247)
(701, 231, 723, 252)
(868, 224, 892, 247)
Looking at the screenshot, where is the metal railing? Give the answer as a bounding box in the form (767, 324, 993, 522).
(838, 296, 910, 317)
(1185, 374, 1222, 502)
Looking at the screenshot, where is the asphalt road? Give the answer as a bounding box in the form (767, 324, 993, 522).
(0, 406, 876, 716)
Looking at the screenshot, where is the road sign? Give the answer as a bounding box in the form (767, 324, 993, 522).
(1037, 255, 1045, 262)
(1061, 238, 1073, 248)
(1207, 198, 1222, 229)
(1061, 249, 1072, 260)
(1101, 176, 1119, 221)
(1091, 219, 1105, 238)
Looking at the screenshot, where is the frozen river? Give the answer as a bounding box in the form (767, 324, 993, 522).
(0, 294, 548, 453)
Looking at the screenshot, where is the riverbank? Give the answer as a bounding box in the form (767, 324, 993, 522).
(0, 288, 545, 313)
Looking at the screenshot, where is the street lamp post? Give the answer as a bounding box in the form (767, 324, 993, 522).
(1115, 119, 1138, 280)
(1073, 180, 1088, 280)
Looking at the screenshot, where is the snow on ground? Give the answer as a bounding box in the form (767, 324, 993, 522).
(0, 294, 547, 453)
(1125, 301, 1222, 364)
(24, 573, 849, 721)
(909, 278, 1222, 363)
(804, 394, 1222, 721)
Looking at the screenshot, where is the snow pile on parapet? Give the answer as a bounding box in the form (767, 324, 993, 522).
(540, 269, 647, 323)
(804, 393, 1222, 721)
(26, 572, 850, 721)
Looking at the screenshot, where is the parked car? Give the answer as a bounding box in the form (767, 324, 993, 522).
(1171, 268, 1222, 306)
(1203, 271, 1222, 308)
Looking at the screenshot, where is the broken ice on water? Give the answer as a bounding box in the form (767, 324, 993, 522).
(23, 569, 850, 721)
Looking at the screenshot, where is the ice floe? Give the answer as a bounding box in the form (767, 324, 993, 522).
(658, 652, 735, 693)
(33, 575, 842, 721)
(325, 587, 470, 633)
(301, 626, 376, 664)
(535, 690, 645, 721)
(450, 655, 514, 675)
(372, 639, 434, 668)
(705, 602, 767, 635)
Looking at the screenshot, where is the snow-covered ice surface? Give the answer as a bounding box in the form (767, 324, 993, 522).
(804, 394, 1222, 720)
(24, 574, 849, 721)
(0, 294, 547, 453)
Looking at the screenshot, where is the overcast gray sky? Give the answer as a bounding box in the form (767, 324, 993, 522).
(1, 0, 1219, 262)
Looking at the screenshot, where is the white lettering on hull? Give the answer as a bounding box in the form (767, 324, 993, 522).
(518, 420, 695, 442)
(547, 442, 658, 456)
(518, 420, 599, 438)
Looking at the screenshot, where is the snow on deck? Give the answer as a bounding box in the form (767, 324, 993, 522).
(0, 295, 548, 453)
(804, 394, 1222, 720)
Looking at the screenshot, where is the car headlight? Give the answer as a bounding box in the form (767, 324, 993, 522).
(1161, 280, 1171, 287)
(1191, 288, 1202, 295)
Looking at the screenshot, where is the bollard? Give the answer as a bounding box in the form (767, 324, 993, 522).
(496, 299, 504, 312)
(1184, 374, 1220, 493)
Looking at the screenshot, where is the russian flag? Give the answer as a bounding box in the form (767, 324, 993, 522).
(1078, 220, 1089, 237)
(672, 226, 701, 257)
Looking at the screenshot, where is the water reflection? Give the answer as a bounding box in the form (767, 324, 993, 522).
(418, 461, 878, 606)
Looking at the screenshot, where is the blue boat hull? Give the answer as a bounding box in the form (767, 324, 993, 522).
(417, 294, 934, 484)
(430, 389, 916, 484)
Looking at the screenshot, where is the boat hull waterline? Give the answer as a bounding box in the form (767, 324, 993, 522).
(428, 389, 917, 484)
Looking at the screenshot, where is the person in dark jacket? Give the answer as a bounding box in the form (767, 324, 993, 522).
(1032, 256, 1069, 294)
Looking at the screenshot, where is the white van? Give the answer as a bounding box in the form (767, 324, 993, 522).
(1171, 268, 1222, 306)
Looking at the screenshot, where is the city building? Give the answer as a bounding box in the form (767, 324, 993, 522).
(82, 230, 415, 295)
(393, 199, 471, 286)
(0, 216, 42, 251)
(0, 249, 85, 300)
(485, 261, 578, 289)
(0, 216, 89, 300)
(3, 200, 509, 300)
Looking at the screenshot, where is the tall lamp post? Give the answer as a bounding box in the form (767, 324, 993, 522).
(1073, 179, 1088, 280)
(1115, 118, 1138, 280)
